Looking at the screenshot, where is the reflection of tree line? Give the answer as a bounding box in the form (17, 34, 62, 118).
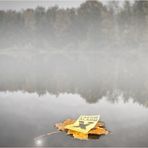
(0, 0, 148, 108)
(0, 53, 148, 108)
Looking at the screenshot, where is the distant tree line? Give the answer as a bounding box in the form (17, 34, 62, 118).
(0, 0, 148, 51)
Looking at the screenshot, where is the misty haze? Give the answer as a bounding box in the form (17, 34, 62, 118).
(0, 0, 148, 147)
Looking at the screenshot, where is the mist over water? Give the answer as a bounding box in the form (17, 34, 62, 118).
(1, 49, 148, 106)
(0, 0, 148, 146)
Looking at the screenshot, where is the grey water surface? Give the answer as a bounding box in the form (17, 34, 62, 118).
(0, 90, 148, 147)
(0, 51, 148, 147)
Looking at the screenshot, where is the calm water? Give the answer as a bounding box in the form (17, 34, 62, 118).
(0, 91, 148, 147)
(0, 52, 148, 146)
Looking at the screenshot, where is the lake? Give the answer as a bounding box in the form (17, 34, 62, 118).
(0, 90, 148, 147)
(0, 52, 148, 146)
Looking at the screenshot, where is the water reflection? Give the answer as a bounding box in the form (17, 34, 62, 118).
(0, 53, 148, 107)
(0, 53, 148, 146)
(0, 84, 148, 108)
(35, 139, 43, 146)
(0, 91, 148, 146)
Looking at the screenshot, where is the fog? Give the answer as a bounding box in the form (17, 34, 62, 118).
(0, 0, 85, 11)
(0, 0, 148, 146)
(0, 0, 148, 106)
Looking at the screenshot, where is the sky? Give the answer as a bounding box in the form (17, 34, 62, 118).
(0, 0, 134, 11)
(0, 0, 122, 11)
(0, 0, 86, 11)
